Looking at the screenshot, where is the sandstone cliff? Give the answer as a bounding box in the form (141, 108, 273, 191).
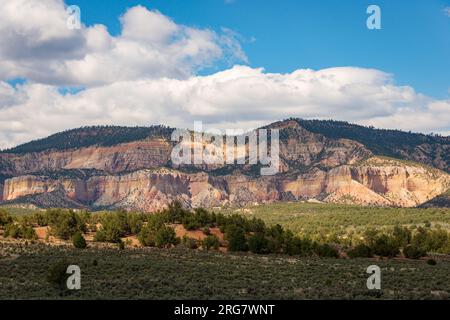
(1, 120, 448, 210)
(2, 157, 449, 211)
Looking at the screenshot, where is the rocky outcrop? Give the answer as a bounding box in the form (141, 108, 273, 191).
(2, 157, 449, 210)
(420, 189, 450, 208)
(1, 120, 449, 210)
(0, 121, 371, 177)
(0, 139, 172, 176)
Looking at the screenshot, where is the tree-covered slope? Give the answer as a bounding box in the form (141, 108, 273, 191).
(1, 125, 174, 154)
(295, 119, 449, 172)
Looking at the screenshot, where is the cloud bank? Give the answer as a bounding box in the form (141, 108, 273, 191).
(0, 0, 246, 86)
(0, 0, 448, 149)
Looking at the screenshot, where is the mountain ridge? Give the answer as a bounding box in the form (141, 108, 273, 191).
(1, 119, 449, 211)
(3, 118, 447, 173)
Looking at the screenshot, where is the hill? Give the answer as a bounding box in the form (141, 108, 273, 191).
(295, 119, 449, 172)
(0, 119, 449, 210)
(420, 189, 450, 208)
(1, 125, 174, 154)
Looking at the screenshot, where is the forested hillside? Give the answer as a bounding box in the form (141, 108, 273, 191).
(1, 125, 174, 154)
(295, 119, 449, 172)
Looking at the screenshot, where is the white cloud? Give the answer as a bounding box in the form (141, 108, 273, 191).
(444, 7, 450, 17)
(0, 0, 448, 149)
(0, 1, 247, 86)
(0, 66, 448, 149)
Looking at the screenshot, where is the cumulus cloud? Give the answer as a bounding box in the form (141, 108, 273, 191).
(0, 0, 247, 86)
(0, 0, 448, 149)
(1, 66, 449, 149)
(444, 7, 450, 17)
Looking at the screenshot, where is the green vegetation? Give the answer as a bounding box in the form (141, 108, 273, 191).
(154, 226, 179, 248)
(202, 235, 220, 251)
(294, 118, 449, 171)
(1, 242, 449, 300)
(46, 260, 70, 290)
(225, 225, 248, 252)
(94, 211, 133, 243)
(72, 231, 87, 249)
(215, 202, 450, 247)
(1, 125, 174, 154)
(403, 245, 426, 260)
(3, 222, 37, 240)
(45, 209, 88, 240)
(1, 202, 450, 300)
(2, 202, 450, 258)
(182, 236, 199, 249)
(1, 209, 37, 239)
(0, 209, 13, 226)
(347, 244, 372, 258)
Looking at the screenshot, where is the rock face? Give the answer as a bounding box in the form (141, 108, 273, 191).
(1, 120, 449, 211)
(0, 139, 172, 176)
(296, 119, 450, 173)
(2, 157, 449, 210)
(420, 190, 450, 208)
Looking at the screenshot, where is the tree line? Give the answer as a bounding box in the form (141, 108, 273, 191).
(1, 204, 450, 259)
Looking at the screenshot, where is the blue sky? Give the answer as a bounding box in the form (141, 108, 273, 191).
(71, 0, 450, 98)
(1, 0, 449, 148)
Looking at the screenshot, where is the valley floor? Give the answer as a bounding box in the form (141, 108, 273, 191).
(1, 241, 449, 300)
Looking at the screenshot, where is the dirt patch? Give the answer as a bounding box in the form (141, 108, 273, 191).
(173, 225, 225, 242)
(174, 224, 206, 241)
(34, 226, 49, 240)
(210, 227, 225, 241)
(122, 235, 141, 247)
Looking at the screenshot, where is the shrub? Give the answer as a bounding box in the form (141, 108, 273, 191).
(315, 244, 339, 258)
(225, 225, 247, 252)
(155, 226, 179, 248)
(138, 215, 167, 247)
(371, 235, 400, 258)
(94, 212, 129, 243)
(138, 227, 156, 247)
(127, 212, 145, 234)
(203, 235, 220, 251)
(347, 244, 373, 258)
(284, 236, 315, 256)
(264, 237, 281, 253)
(411, 227, 449, 254)
(248, 233, 269, 254)
(248, 218, 266, 233)
(182, 216, 202, 231)
(19, 225, 38, 240)
(403, 245, 426, 259)
(3, 222, 37, 240)
(32, 212, 48, 226)
(426, 258, 437, 266)
(72, 231, 87, 249)
(4, 223, 20, 238)
(183, 236, 199, 249)
(193, 208, 213, 227)
(47, 209, 86, 240)
(0, 209, 13, 226)
(166, 201, 188, 224)
(392, 225, 411, 248)
(47, 260, 70, 289)
(117, 239, 125, 250)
